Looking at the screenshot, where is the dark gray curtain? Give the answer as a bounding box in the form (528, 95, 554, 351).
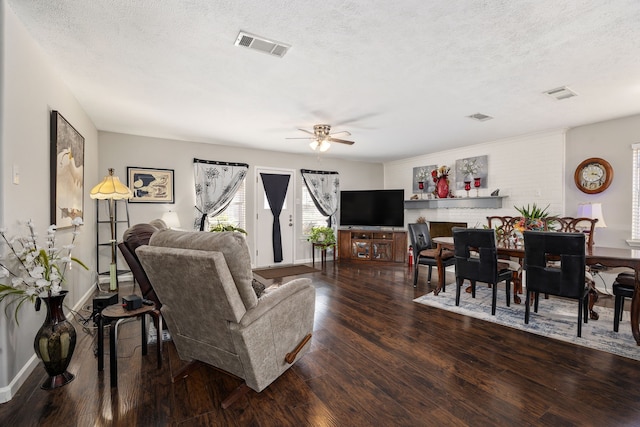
(193, 158, 248, 231)
(301, 169, 339, 227)
(260, 173, 290, 263)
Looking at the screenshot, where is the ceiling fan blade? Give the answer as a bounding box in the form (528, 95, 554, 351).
(285, 137, 315, 140)
(328, 137, 355, 145)
(297, 128, 316, 136)
(329, 130, 352, 137)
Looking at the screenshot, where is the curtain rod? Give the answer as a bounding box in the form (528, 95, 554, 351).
(301, 169, 339, 175)
(194, 158, 249, 167)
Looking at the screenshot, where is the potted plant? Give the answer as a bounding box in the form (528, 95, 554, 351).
(209, 222, 247, 234)
(307, 226, 336, 248)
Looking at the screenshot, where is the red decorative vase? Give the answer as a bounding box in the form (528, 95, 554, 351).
(436, 176, 449, 198)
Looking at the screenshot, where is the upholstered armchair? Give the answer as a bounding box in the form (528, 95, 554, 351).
(136, 230, 315, 408)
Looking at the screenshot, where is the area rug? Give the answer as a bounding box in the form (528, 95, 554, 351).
(253, 265, 319, 280)
(414, 285, 640, 361)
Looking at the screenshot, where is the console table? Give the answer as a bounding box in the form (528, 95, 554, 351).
(338, 229, 406, 263)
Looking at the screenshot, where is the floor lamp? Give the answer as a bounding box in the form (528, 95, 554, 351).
(90, 168, 133, 291)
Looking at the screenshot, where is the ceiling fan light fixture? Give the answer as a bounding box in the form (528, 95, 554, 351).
(309, 140, 319, 150)
(319, 140, 331, 152)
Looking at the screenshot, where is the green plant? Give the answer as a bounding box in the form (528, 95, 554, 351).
(209, 222, 247, 234)
(514, 203, 552, 220)
(307, 226, 336, 248)
(514, 203, 555, 232)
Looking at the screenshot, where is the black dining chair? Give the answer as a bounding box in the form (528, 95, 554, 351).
(452, 228, 512, 315)
(612, 272, 635, 332)
(408, 223, 455, 289)
(523, 231, 589, 337)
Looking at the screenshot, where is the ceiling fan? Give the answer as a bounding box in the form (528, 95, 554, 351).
(287, 124, 355, 152)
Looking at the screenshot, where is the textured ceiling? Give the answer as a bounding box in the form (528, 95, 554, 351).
(7, 0, 640, 162)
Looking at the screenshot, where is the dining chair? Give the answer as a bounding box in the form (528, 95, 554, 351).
(613, 272, 635, 332)
(452, 228, 512, 315)
(543, 217, 598, 248)
(541, 216, 600, 319)
(408, 223, 455, 289)
(523, 231, 589, 337)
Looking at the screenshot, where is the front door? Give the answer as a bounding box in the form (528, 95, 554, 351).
(255, 168, 295, 267)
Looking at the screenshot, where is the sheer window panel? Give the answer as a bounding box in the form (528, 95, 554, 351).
(302, 186, 329, 235)
(209, 179, 246, 229)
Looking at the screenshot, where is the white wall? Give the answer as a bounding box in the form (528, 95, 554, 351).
(384, 130, 566, 230)
(0, 1, 98, 401)
(98, 131, 384, 264)
(566, 114, 640, 248)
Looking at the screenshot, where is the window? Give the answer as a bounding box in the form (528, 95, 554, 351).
(302, 186, 328, 235)
(632, 144, 640, 244)
(208, 179, 246, 229)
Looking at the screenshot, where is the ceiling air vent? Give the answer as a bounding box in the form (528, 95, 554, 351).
(544, 86, 577, 100)
(467, 113, 493, 122)
(234, 31, 290, 58)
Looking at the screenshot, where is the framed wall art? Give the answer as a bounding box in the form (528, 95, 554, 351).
(127, 167, 175, 203)
(50, 110, 85, 228)
(412, 165, 437, 194)
(454, 155, 488, 190)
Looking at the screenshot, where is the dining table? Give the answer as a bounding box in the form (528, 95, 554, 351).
(432, 236, 640, 346)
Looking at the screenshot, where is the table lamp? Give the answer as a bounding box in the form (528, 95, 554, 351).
(162, 211, 181, 229)
(577, 202, 607, 246)
(577, 202, 607, 227)
(90, 168, 133, 291)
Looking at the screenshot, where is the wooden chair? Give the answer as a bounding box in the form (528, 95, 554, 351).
(543, 217, 598, 249)
(523, 231, 589, 337)
(487, 216, 521, 246)
(487, 216, 524, 302)
(453, 228, 512, 315)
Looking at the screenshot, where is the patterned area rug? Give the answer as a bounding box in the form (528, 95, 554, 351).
(253, 265, 319, 279)
(414, 285, 640, 361)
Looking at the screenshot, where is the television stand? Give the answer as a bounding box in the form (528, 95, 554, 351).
(338, 229, 407, 264)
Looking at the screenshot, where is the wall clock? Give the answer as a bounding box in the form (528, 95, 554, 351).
(574, 157, 613, 194)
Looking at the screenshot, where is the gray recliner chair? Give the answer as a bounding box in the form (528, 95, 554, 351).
(136, 229, 315, 408)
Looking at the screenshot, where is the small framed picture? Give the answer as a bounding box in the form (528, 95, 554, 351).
(127, 167, 174, 203)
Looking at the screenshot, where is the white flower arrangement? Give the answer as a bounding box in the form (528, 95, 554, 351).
(0, 218, 87, 321)
(460, 158, 482, 176)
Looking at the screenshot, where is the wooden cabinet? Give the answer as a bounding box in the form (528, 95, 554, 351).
(338, 229, 407, 263)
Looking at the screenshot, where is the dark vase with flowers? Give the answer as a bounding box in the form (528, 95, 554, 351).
(34, 290, 76, 389)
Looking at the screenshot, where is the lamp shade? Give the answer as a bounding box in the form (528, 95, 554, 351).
(577, 202, 607, 228)
(90, 168, 133, 200)
(162, 211, 181, 229)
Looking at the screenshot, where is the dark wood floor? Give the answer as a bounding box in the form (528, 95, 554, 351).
(2, 262, 640, 426)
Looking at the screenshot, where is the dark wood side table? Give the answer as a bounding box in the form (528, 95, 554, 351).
(312, 243, 336, 267)
(97, 303, 162, 387)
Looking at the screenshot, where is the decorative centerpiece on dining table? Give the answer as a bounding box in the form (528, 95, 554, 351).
(512, 203, 553, 245)
(431, 165, 451, 199)
(0, 218, 87, 389)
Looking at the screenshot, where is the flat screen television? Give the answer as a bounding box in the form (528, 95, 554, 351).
(339, 189, 404, 228)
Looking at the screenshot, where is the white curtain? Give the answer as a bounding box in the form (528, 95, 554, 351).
(193, 158, 249, 231)
(301, 169, 340, 227)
